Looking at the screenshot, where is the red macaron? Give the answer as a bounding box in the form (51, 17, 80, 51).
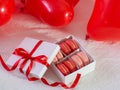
(59, 42, 72, 55)
(59, 38, 79, 55)
(63, 59, 77, 72)
(56, 63, 70, 76)
(65, 39, 79, 51)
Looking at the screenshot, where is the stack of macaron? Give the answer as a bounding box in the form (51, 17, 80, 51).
(56, 59, 77, 76)
(56, 51, 90, 76)
(59, 38, 79, 55)
(71, 51, 90, 68)
(53, 51, 64, 63)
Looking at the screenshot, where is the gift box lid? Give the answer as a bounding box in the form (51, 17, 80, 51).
(6, 37, 60, 78)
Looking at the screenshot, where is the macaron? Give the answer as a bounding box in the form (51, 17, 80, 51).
(65, 39, 79, 51)
(56, 63, 70, 76)
(53, 57, 58, 63)
(56, 51, 64, 60)
(59, 42, 71, 55)
(63, 59, 77, 72)
(71, 54, 84, 68)
(77, 51, 90, 65)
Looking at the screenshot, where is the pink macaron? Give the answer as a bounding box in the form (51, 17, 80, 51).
(53, 57, 58, 63)
(53, 51, 64, 63)
(77, 51, 90, 65)
(71, 54, 84, 68)
(56, 51, 64, 60)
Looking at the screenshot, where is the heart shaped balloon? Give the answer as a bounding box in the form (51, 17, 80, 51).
(87, 0, 120, 41)
(24, 0, 75, 27)
(0, 0, 15, 26)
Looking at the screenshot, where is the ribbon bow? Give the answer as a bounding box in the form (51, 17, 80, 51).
(0, 40, 49, 80)
(13, 47, 49, 81)
(12, 40, 49, 80)
(13, 48, 49, 73)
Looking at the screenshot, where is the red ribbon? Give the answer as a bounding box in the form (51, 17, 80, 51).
(13, 48, 49, 73)
(41, 73, 81, 89)
(0, 40, 81, 89)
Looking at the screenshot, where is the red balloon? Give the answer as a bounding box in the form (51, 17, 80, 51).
(24, 0, 74, 27)
(87, 0, 120, 41)
(0, 0, 15, 26)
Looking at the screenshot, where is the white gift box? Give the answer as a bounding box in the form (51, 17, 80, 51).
(5, 36, 95, 85)
(6, 37, 60, 78)
(51, 35, 96, 85)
